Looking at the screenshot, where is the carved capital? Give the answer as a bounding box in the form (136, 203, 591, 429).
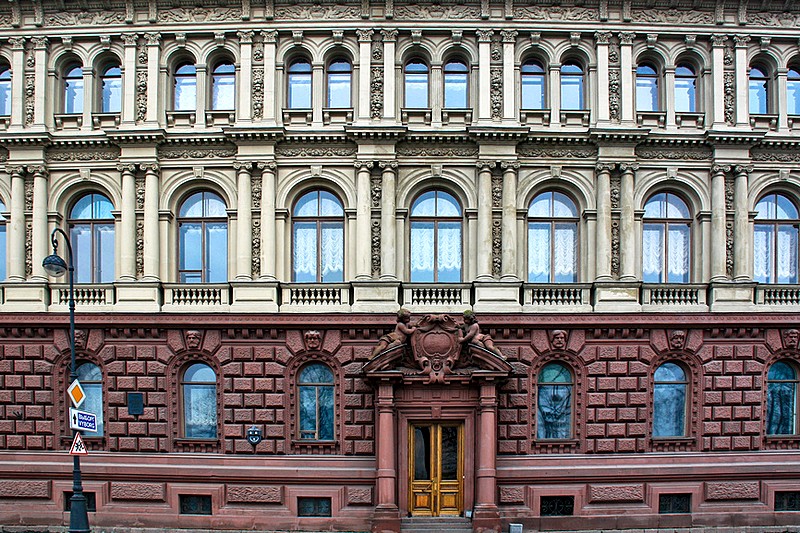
(354, 160, 373, 171)
(618, 32, 634, 45)
(594, 31, 612, 45)
(734, 164, 753, 176)
(476, 29, 494, 43)
(31, 36, 48, 50)
(144, 32, 161, 46)
(381, 29, 398, 42)
(619, 163, 639, 173)
(596, 163, 615, 173)
(379, 160, 398, 171)
(710, 34, 728, 47)
(262, 30, 278, 44)
(711, 164, 731, 176)
(117, 163, 137, 174)
(500, 29, 517, 43)
(356, 29, 374, 43)
(233, 161, 253, 172)
(27, 165, 47, 177)
(733, 35, 750, 48)
(500, 160, 520, 171)
(6, 165, 26, 176)
(140, 163, 160, 173)
(8, 37, 25, 50)
(257, 160, 277, 171)
(237, 30, 254, 44)
(476, 160, 496, 171)
(121, 33, 138, 46)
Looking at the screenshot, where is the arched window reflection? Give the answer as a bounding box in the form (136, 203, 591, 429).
(77, 362, 104, 436)
(100, 64, 122, 113)
(178, 191, 228, 283)
(636, 63, 659, 111)
(173, 62, 197, 111)
(443, 59, 468, 109)
(298, 363, 334, 440)
(653, 362, 688, 438)
(767, 361, 798, 436)
(521, 59, 545, 110)
(674, 64, 697, 113)
(560, 62, 584, 110)
(537, 362, 573, 439)
(0, 65, 11, 116)
(64, 65, 84, 114)
(288, 58, 312, 109)
(211, 61, 235, 110)
(327, 58, 352, 108)
(788, 67, 800, 116)
(749, 65, 769, 115)
(405, 59, 429, 109)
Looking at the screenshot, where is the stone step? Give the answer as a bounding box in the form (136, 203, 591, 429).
(400, 517, 473, 532)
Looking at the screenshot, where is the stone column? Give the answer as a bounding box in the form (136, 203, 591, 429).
(549, 63, 560, 126)
(430, 62, 443, 126)
(121, 34, 138, 125)
(710, 164, 729, 281)
(195, 63, 208, 128)
(312, 62, 324, 125)
(356, 29, 373, 123)
(733, 165, 752, 280)
(141, 163, 160, 280)
(374, 382, 398, 518)
(262, 30, 278, 125)
(381, 29, 397, 120)
(476, 160, 494, 279)
(379, 160, 398, 279)
(594, 32, 612, 124)
(258, 161, 277, 279)
(234, 162, 253, 280)
(8, 38, 25, 128)
(619, 32, 634, 125)
(144, 33, 161, 125)
(595, 163, 613, 280)
(777, 68, 789, 130)
(29, 166, 48, 280)
(474, 382, 500, 524)
(665, 67, 676, 127)
(118, 164, 137, 280)
(355, 161, 373, 279)
(500, 161, 519, 279)
(7, 166, 25, 280)
(501, 30, 517, 121)
(476, 30, 493, 122)
(733, 35, 750, 127)
(619, 163, 638, 280)
(237, 30, 254, 123)
(81, 67, 93, 129)
(32, 37, 48, 128)
(710, 35, 727, 128)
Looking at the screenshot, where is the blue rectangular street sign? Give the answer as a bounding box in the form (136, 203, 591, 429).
(69, 408, 98, 433)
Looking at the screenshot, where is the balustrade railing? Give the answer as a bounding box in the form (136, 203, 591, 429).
(403, 284, 471, 307)
(524, 284, 591, 307)
(642, 284, 707, 307)
(757, 285, 800, 306)
(163, 284, 230, 307)
(282, 284, 351, 308)
(51, 284, 114, 306)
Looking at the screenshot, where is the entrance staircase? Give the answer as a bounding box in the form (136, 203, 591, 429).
(400, 517, 473, 533)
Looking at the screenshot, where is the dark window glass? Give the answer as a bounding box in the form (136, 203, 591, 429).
(443, 59, 468, 108)
(674, 64, 696, 113)
(292, 190, 344, 282)
(405, 59, 429, 108)
(754, 193, 799, 284)
(537, 362, 573, 439)
(540, 496, 574, 516)
(298, 497, 332, 517)
(0, 66, 11, 116)
(181, 363, 217, 439)
(642, 192, 691, 283)
(64, 65, 84, 114)
(327, 58, 351, 108)
(767, 361, 798, 436)
(410, 190, 462, 282)
(179, 495, 212, 515)
(527, 191, 578, 283)
(636, 63, 659, 111)
(749, 65, 769, 114)
(69, 193, 115, 283)
(521, 60, 545, 110)
(560, 62, 584, 110)
(100, 64, 121, 113)
(776, 491, 800, 511)
(178, 191, 227, 283)
(64, 492, 96, 512)
(211, 61, 235, 110)
(298, 363, 335, 440)
(288, 58, 312, 109)
(76, 362, 104, 436)
(659, 494, 691, 514)
(174, 62, 196, 111)
(653, 362, 687, 437)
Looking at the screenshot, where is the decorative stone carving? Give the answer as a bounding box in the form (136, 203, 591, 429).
(631, 8, 714, 24)
(513, 6, 598, 20)
(500, 30, 517, 43)
(724, 175, 734, 211)
(372, 40, 383, 62)
(594, 31, 611, 45)
(492, 218, 501, 277)
(134, 177, 145, 211)
(44, 11, 128, 26)
(46, 147, 121, 162)
(73, 329, 88, 350)
(608, 69, 621, 122)
(396, 141, 478, 157)
(276, 5, 361, 19)
(751, 146, 800, 161)
(25, 222, 32, 278)
(158, 146, 237, 159)
(783, 329, 799, 350)
(303, 330, 322, 351)
(549, 330, 568, 351)
(371, 308, 415, 358)
(136, 71, 147, 123)
(275, 143, 357, 157)
(746, 12, 800, 27)
(490, 68, 503, 120)
(23, 176, 32, 211)
(395, 5, 480, 19)
(370, 175, 381, 208)
(159, 7, 242, 22)
(609, 42, 619, 65)
(250, 174, 262, 209)
(24, 74, 34, 126)
(185, 330, 203, 350)
(723, 72, 735, 126)
(253, 45, 264, 63)
(669, 329, 686, 350)
(726, 220, 734, 279)
(371, 219, 381, 277)
(252, 68, 264, 120)
(518, 142, 597, 158)
(491, 175, 502, 209)
(635, 145, 713, 160)
(490, 36, 501, 62)
(135, 220, 144, 278)
(251, 220, 261, 278)
(370, 67, 383, 119)
(610, 174, 620, 209)
(611, 220, 620, 278)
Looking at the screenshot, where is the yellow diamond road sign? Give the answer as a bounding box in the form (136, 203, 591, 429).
(68, 380, 86, 409)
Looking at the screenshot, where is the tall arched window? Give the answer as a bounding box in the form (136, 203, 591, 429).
(77, 362, 104, 436)
(288, 58, 312, 109)
(643, 192, 691, 283)
(560, 61, 584, 110)
(754, 193, 799, 284)
(327, 58, 352, 108)
(521, 59, 545, 110)
(410, 190, 462, 282)
(788, 67, 800, 116)
(64, 65, 84, 114)
(636, 63, 659, 111)
(0, 199, 6, 281)
(527, 191, 578, 283)
(173, 62, 197, 111)
(767, 361, 798, 436)
(443, 58, 468, 109)
(749, 65, 769, 114)
(674, 63, 697, 113)
(653, 362, 688, 438)
(211, 61, 235, 110)
(537, 362, 573, 439)
(404, 58, 429, 108)
(0, 65, 11, 116)
(100, 64, 122, 113)
(292, 190, 344, 283)
(181, 363, 217, 439)
(69, 193, 115, 283)
(298, 363, 335, 441)
(178, 191, 228, 283)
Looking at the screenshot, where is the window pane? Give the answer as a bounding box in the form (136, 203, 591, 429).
(777, 224, 798, 284)
(643, 223, 665, 283)
(179, 193, 203, 217)
(212, 75, 235, 110)
(300, 364, 334, 383)
(654, 362, 685, 381)
(554, 223, 578, 283)
(328, 72, 351, 108)
(71, 225, 92, 283)
(203, 193, 227, 217)
(102, 77, 121, 113)
(318, 385, 334, 440)
(770, 361, 796, 380)
(71, 195, 94, 219)
(528, 222, 551, 283)
(522, 75, 545, 109)
(444, 73, 467, 108)
(293, 222, 317, 282)
(667, 224, 690, 283)
(653, 383, 686, 437)
(414, 426, 431, 480)
(411, 191, 435, 217)
(96, 224, 115, 283)
(754, 224, 773, 283)
(289, 73, 312, 108)
(295, 191, 319, 217)
(437, 221, 461, 282)
(205, 222, 227, 282)
(560, 75, 583, 110)
(82, 381, 104, 436)
(410, 221, 434, 282)
(185, 363, 216, 382)
(636, 77, 658, 111)
(777, 195, 799, 219)
(553, 193, 577, 218)
(180, 223, 202, 271)
(174, 77, 196, 111)
(183, 383, 217, 438)
(0, 223, 5, 280)
(537, 384, 572, 439)
(65, 77, 84, 114)
(789, 79, 800, 115)
(528, 193, 551, 217)
(674, 78, 696, 113)
(320, 222, 344, 282)
(644, 193, 666, 218)
(666, 195, 690, 219)
(405, 73, 429, 108)
(299, 385, 317, 437)
(320, 191, 344, 216)
(0, 79, 10, 116)
(749, 78, 767, 114)
(539, 362, 571, 383)
(436, 192, 461, 217)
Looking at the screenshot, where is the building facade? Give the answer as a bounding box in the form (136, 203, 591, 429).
(2, 0, 800, 531)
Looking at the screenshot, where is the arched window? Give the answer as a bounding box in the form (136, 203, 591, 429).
(178, 191, 228, 283)
(77, 362, 104, 436)
(404, 58, 429, 109)
(181, 363, 217, 439)
(443, 58, 468, 108)
(100, 64, 122, 113)
(560, 61, 584, 110)
(527, 191, 578, 283)
(537, 362, 573, 439)
(69, 193, 115, 283)
(211, 61, 235, 110)
(288, 58, 312, 109)
(327, 58, 351, 108)
(788, 67, 800, 116)
(653, 362, 688, 438)
(521, 59, 545, 110)
(767, 361, 798, 436)
(410, 190, 462, 282)
(173, 62, 197, 111)
(636, 63, 659, 111)
(298, 363, 335, 441)
(642, 192, 691, 283)
(0, 65, 11, 116)
(0, 199, 6, 281)
(64, 65, 84, 114)
(292, 190, 344, 283)
(754, 193, 799, 284)
(674, 63, 697, 113)
(749, 65, 769, 114)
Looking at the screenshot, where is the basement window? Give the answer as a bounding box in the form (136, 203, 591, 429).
(64, 492, 96, 512)
(776, 491, 800, 511)
(179, 494, 212, 515)
(298, 497, 332, 517)
(659, 493, 691, 514)
(540, 495, 574, 516)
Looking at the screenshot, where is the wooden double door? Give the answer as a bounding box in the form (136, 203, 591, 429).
(408, 423, 464, 516)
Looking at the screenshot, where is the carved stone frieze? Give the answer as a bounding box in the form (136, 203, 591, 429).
(137, 42, 147, 65)
(252, 220, 261, 278)
(25, 222, 32, 278)
(46, 147, 121, 162)
(490, 36, 501, 62)
(136, 71, 147, 123)
(275, 4, 361, 19)
(609, 69, 620, 122)
(746, 12, 800, 27)
(395, 4, 481, 19)
(751, 146, 800, 161)
(517, 142, 597, 158)
(491, 175, 502, 209)
(44, 10, 127, 26)
(251, 175, 261, 209)
(252, 68, 264, 120)
(513, 6, 598, 20)
(609, 43, 619, 65)
(396, 141, 478, 157)
(371, 219, 381, 278)
(253, 45, 264, 63)
(492, 218, 501, 278)
(159, 7, 242, 22)
(635, 145, 712, 160)
(158, 146, 237, 159)
(135, 177, 145, 211)
(275, 142, 357, 157)
(371, 67, 383, 119)
(135, 220, 144, 278)
(725, 176, 734, 211)
(371, 175, 382, 208)
(490, 67, 503, 120)
(724, 72, 735, 126)
(24, 177, 33, 212)
(610, 174, 620, 209)
(24, 74, 34, 126)
(726, 221, 734, 279)
(631, 8, 713, 24)
(372, 40, 383, 62)
(611, 220, 620, 278)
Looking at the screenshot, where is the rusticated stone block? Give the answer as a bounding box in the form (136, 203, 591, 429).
(0, 480, 50, 498)
(589, 484, 644, 503)
(347, 487, 373, 505)
(705, 481, 759, 500)
(226, 484, 283, 504)
(110, 482, 166, 501)
(499, 486, 525, 504)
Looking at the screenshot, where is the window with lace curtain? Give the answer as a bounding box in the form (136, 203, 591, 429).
(653, 362, 688, 438)
(178, 191, 228, 283)
(69, 193, 115, 283)
(754, 193, 799, 284)
(181, 363, 217, 439)
(410, 190, 462, 282)
(292, 190, 344, 283)
(527, 191, 578, 283)
(767, 360, 798, 436)
(642, 192, 691, 283)
(536, 362, 573, 439)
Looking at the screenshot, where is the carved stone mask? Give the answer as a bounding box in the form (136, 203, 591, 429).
(73, 329, 87, 350)
(784, 329, 799, 349)
(669, 330, 686, 350)
(550, 330, 567, 350)
(186, 330, 202, 350)
(305, 330, 322, 351)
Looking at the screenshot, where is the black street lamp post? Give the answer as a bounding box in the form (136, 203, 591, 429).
(43, 227, 90, 533)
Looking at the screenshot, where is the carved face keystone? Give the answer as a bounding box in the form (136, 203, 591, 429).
(304, 330, 322, 351)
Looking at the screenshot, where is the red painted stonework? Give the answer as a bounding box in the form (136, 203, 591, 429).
(225, 484, 283, 503)
(0, 480, 50, 498)
(110, 482, 166, 501)
(705, 481, 761, 500)
(588, 483, 645, 502)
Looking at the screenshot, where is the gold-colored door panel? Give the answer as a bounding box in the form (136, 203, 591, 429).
(409, 423, 463, 517)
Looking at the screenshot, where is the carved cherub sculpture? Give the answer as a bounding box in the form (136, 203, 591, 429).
(371, 308, 417, 357)
(459, 310, 504, 358)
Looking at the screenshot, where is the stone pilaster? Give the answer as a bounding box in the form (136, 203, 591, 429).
(595, 163, 614, 280)
(144, 33, 161, 125)
(733, 35, 750, 127)
(262, 30, 277, 125)
(140, 163, 160, 280)
(379, 160, 398, 279)
(476, 160, 494, 278)
(234, 161, 253, 280)
(618, 32, 634, 125)
(594, 32, 612, 124)
(355, 160, 373, 279)
(710, 35, 727, 128)
(237, 31, 254, 122)
(500, 161, 519, 279)
(29, 165, 47, 281)
(710, 164, 730, 281)
(357, 29, 373, 123)
(619, 163, 638, 280)
(733, 165, 752, 281)
(118, 164, 137, 280)
(258, 161, 277, 280)
(121, 34, 138, 125)
(477, 30, 493, 122)
(381, 29, 397, 120)
(6, 166, 25, 280)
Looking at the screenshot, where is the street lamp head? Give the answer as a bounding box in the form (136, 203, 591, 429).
(42, 253, 68, 277)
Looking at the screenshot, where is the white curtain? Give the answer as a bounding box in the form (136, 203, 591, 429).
(754, 224, 772, 282)
(554, 223, 577, 281)
(777, 224, 798, 283)
(667, 224, 690, 282)
(528, 223, 550, 282)
(437, 223, 462, 274)
(293, 223, 317, 280)
(320, 223, 344, 280)
(410, 222, 434, 280)
(642, 224, 664, 282)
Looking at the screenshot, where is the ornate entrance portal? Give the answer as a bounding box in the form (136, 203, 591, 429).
(409, 423, 464, 516)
